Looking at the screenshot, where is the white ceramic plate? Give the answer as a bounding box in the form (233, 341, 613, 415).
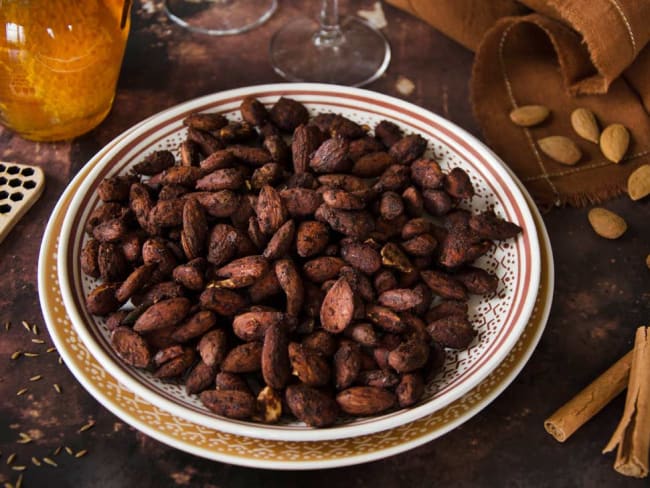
(55, 84, 541, 442)
(39, 97, 553, 469)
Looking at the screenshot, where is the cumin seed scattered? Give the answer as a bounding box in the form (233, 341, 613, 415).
(42, 457, 57, 467)
(16, 433, 32, 444)
(31, 339, 45, 344)
(31, 456, 41, 466)
(64, 447, 73, 456)
(11, 465, 26, 471)
(74, 449, 88, 458)
(31, 324, 38, 335)
(28, 375, 42, 382)
(4, 321, 10, 331)
(7, 453, 16, 464)
(16, 388, 27, 396)
(53, 446, 62, 456)
(78, 420, 95, 432)
(53, 384, 62, 394)
(21, 321, 30, 332)
(10, 351, 21, 360)
(57, 356, 62, 364)
(23, 352, 39, 358)
(16, 474, 23, 488)
(46, 347, 56, 353)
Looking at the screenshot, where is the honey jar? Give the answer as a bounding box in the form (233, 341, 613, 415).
(0, 1, 131, 141)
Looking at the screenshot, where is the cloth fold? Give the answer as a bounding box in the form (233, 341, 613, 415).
(387, 0, 650, 206)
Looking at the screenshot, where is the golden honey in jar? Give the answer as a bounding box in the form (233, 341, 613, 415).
(0, 1, 131, 141)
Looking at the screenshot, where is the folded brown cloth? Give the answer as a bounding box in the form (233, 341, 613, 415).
(387, 0, 650, 206)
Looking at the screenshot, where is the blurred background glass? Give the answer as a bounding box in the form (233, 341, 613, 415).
(269, 0, 390, 87)
(164, 0, 277, 36)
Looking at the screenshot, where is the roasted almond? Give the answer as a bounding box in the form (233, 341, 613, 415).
(509, 105, 550, 127)
(336, 386, 396, 415)
(320, 277, 355, 333)
(537, 136, 581, 165)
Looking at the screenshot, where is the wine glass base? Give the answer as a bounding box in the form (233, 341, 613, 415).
(165, 0, 277, 36)
(269, 16, 391, 87)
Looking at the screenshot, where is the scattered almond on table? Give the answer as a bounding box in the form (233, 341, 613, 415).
(600, 124, 630, 163)
(570, 108, 600, 144)
(509, 105, 633, 165)
(537, 136, 581, 165)
(509, 104, 550, 127)
(627, 164, 650, 201)
(587, 208, 627, 239)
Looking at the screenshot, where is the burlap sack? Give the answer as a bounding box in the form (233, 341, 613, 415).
(388, 0, 650, 206)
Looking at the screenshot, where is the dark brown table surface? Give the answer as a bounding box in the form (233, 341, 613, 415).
(1, 1, 648, 486)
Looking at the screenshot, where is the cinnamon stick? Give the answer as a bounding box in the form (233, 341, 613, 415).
(603, 326, 650, 478)
(544, 350, 633, 443)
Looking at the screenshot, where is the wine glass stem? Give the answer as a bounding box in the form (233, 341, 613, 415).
(313, 0, 344, 48)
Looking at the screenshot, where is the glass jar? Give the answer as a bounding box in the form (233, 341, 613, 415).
(0, 1, 131, 141)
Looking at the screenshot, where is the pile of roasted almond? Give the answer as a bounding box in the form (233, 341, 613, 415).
(81, 96, 522, 427)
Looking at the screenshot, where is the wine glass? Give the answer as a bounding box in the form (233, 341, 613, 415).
(164, 0, 277, 36)
(269, 0, 391, 87)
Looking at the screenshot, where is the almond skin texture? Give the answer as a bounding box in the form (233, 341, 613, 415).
(570, 108, 599, 143)
(275, 258, 304, 317)
(285, 384, 338, 427)
(336, 386, 396, 416)
(262, 324, 290, 390)
(600, 124, 629, 163)
(200, 390, 256, 420)
(111, 327, 150, 368)
(320, 277, 355, 333)
(396, 373, 425, 408)
(537, 136, 581, 165)
(334, 341, 361, 389)
(256, 185, 287, 235)
(221, 342, 263, 373)
(627, 164, 650, 201)
(133, 297, 191, 333)
(509, 105, 549, 127)
(426, 315, 476, 349)
(288, 342, 331, 386)
(295, 221, 329, 258)
(587, 208, 627, 239)
(232, 311, 284, 341)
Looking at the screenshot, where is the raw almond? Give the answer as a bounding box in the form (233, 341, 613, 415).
(509, 105, 550, 127)
(627, 164, 650, 201)
(537, 136, 581, 165)
(570, 108, 599, 143)
(600, 124, 629, 163)
(587, 208, 627, 239)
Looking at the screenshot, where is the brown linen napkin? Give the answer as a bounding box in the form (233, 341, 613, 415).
(387, 0, 650, 207)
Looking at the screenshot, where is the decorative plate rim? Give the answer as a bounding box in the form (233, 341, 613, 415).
(54, 83, 541, 442)
(38, 108, 553, 469)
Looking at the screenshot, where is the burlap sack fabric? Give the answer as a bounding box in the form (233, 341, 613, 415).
(387, 0, 650, 207)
